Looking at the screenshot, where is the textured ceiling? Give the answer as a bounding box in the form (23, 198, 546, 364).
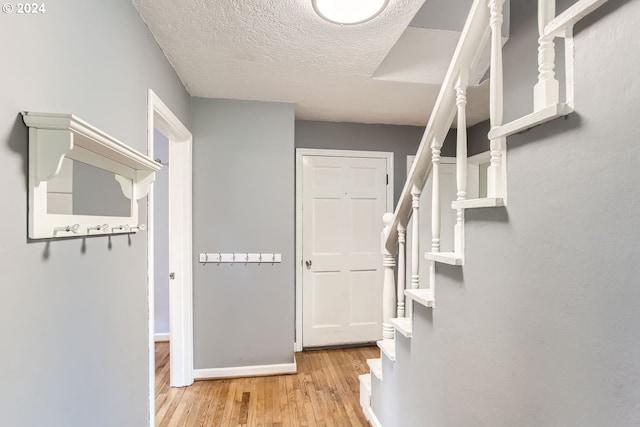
(133, 0, 492, 126)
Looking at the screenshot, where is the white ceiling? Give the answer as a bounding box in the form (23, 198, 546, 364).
(133, 0, 497, 126)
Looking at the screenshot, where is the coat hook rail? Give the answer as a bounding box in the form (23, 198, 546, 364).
(198, 252, 282, 264)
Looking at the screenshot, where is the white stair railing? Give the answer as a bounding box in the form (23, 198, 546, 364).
(379, 0, 500, 338)
(378, 0, 606, 340)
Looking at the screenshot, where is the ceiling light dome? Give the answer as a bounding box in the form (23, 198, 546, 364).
(313, 0, 388, 25)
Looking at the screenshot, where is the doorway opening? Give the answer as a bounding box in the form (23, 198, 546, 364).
(154, 129, 170, 344)
(147, 90, 193, 426)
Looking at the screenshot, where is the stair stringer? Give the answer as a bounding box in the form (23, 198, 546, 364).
(368, 301, 443, 427)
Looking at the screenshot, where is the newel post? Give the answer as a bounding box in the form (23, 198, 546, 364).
(381, 213, 396, 340)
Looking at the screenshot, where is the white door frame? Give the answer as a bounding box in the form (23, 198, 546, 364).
(295, 149, 394, 352)
(147, 90, 194, 426)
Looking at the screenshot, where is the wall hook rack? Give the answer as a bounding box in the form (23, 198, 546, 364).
(198, 252, 282, 264)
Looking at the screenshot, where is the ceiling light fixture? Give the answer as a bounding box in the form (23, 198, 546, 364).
(312, 0, 388, 25)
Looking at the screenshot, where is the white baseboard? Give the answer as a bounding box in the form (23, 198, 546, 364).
(366, 407, 383, 427)
(154, 333, 170, 342)
(193, 357, 297, 380)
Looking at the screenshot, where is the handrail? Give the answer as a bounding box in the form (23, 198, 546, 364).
(384, 0, 493, 253)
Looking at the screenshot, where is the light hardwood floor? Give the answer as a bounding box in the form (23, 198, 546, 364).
(155, 342, 379, 427)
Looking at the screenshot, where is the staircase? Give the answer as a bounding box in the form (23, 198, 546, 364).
(359, 0, 609, 425)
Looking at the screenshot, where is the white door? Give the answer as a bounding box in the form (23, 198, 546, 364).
(301, 155, 389, 347)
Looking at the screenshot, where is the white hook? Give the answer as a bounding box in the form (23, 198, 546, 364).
(54, 224, 80, 234)
(88, 224, 110, 232)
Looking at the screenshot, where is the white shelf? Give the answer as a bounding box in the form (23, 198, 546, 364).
(377, 339, 396, 362)
(452, 197, 505, 210)
(21, 112, 160, 239)
(390, 317, 412, 338)
(22, 112, 160, 182)
(488, 103, 572, 140)
(367, 358, 382, 380)
(425, 251, 463, 266)
(405, 289, 435, 309)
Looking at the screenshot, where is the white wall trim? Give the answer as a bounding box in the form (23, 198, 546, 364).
(193, 359, 297, 380)
(154, 333, 170, 342)
(366, 407, 384, 427)
(295, 148, 394, 352)
(147, 89, 193, 427)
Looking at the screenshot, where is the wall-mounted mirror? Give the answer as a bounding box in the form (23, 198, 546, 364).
(47, 158, 133, 217)
(22, 112, 161, 239)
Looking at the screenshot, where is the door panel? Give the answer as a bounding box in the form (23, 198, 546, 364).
(302, 155, 387, 347)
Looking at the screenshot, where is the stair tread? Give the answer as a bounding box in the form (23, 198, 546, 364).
(451, 197, 505, 209)
(367, 358, 382, 380)
(376, 339, 396, 362)
(425, 251, 463, 265)
(390, 317, 412, 338)
(488, 102, 572, 139)
(405, 288, 435, 308)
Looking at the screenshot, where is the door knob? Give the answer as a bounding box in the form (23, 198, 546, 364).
(305, 260, 312, 268)
(169, 272, 175, 280)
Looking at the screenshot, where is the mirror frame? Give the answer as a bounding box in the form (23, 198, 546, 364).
(22, 112, 161, 239)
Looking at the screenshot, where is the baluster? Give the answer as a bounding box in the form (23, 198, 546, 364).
(455, 71, 468, 255)
(431, 143, 441, 254)
(411, 185, 421, 289)
(488, 0, 506, 198)
(381, 213, 396, 340)
(534, 0, 559, 110)
(407, 185, 421, 319)
(396, 224, 406, 318)
(429, 144, 441, 304)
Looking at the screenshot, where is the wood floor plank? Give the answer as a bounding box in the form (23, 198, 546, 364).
(155, 343, 378, 426)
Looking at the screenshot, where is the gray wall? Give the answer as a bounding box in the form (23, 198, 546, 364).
(191, 98, 295, 369)
(154, 129, 170, 335)
(0, 1, 190, 426)
(377, 0, 640, 425)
